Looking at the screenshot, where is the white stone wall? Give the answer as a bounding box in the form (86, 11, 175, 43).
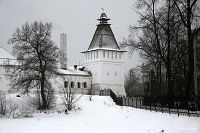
(84, 49, 126, 96)
(0, 65, 12, 92)
(51, 74, 91, 95)
(0, 65, 92, 94)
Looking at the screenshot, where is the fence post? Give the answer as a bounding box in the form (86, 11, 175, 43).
(124, 97, 126, 106)
(136, 97, 138, 108)
(188, 101, 190, 116)
(128, 97, 130, 107)
(108, 89, 111, 96)
(132, 97, 134, 107)
(145, 100, 147, 110)
(150, 99, 151, 111)
(177, 103, 179, 116)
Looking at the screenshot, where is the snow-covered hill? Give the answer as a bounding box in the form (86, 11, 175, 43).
(0, 95, 200, 133)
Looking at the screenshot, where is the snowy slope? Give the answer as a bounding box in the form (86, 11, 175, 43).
(0, 95, 200, 133)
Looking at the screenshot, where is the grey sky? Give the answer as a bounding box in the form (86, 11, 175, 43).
(0, 0, 141, 73)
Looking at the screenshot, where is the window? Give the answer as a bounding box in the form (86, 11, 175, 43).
(77, 82, 81, 88)
(94, 51, 95, 58)
(111, 51, 113, 58)
(83, 82, 87, 88)
(119, 52, 121, 59)
(91, 52, 92, 59)
(107, 51, 109, 58)
(71, 82, 74, 88)
(103, 50, 105, 58)
(115, 52, 117, 59)
(96, 50, 98, 58)
(64, 81, 68, 88)
(88, 53, 90, 59)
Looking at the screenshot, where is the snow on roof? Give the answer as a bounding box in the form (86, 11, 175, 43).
(57, 67, 91, 76)
(81, 47, 126, 53)
(0, 46, 18, 66)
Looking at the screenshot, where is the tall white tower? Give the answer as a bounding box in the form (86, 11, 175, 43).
(82, 12, 126, 96)
(60, 33, 67, 69)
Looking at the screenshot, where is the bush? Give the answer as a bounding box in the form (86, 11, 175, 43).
(0, 92, 33, 118)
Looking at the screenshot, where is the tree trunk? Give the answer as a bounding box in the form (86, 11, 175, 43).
(186, 0, 194, 100)
(40, 72, 47, 109)
(166, 64, 173, 98)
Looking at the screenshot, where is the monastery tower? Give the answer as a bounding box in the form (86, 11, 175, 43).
(82, 12, 126, 96)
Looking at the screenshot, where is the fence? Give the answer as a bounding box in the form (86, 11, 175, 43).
(99, 89, 118, 104)
(99, 89, 200, 117)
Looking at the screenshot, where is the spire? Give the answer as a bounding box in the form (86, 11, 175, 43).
(97, 12, 110, 25)
(87, 11, 120, 50)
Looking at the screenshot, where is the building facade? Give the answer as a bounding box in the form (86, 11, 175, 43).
(0, 12, 126, 96)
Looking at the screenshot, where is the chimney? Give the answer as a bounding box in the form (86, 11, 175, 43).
(60, 33, 67, 69)
(74, 65, 77, 70)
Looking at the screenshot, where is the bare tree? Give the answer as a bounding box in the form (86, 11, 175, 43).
(173, 0, 200, 99)
(58, 77, 82, 111)
(0, 92, 7, 117)
(8, 21, 59, 109)
(123, 0, 189, 98)
(0, 92, 33, 118)
(33, 81, 56, 110)
(125, 68, 141, 97)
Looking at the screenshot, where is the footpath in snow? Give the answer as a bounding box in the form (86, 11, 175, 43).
(0, 95, 200, 133)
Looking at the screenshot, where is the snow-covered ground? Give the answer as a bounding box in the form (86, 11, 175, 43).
(0, 95, 200, 133)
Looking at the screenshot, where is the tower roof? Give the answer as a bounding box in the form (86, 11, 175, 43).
(87, 12, 120, 51)
(0, 46, 18, 65)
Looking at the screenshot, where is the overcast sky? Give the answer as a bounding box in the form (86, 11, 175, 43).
(0, 0, 141, 73)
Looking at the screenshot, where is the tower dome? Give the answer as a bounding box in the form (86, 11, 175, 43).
(87, 12, 120, 51)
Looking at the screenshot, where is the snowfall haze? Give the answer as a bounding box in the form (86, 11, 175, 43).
(0, 0, 141, 73)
